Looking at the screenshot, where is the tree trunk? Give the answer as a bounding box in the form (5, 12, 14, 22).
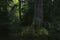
(32, 0, 43, 26)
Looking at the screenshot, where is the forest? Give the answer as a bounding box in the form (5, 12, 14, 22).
(0, 0, 60, 40)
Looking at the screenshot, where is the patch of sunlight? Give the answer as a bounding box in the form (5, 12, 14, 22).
(13, 0, 18, 4)
(21, 12, 24, 16)
(21, 27, 32, 36)
(52, 0, 54, 2)
(39, 27, 48, 35)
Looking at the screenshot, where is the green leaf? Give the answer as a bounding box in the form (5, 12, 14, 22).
(13, 0, 18, 4)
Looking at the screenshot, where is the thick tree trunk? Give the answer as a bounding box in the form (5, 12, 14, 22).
(32, 0, 43, 26)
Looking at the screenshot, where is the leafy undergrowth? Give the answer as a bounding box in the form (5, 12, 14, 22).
(7, 23, 48, 40)
(14, 26, 48, 40)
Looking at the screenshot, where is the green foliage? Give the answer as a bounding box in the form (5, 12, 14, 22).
(13, 0, 18, 4)
(43, 0, 60, 40)
(0, 0, 49, 40)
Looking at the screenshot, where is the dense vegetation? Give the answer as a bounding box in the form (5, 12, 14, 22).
(0, 0, 60, 40)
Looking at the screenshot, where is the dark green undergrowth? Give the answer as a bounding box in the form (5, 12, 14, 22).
(8, 24, 48, 40)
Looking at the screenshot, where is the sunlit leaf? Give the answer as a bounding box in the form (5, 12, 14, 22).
(13, 0, 18, 4)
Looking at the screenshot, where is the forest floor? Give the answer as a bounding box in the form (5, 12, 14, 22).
(8, 26, 48, 40)
(0, 25, 48, 40)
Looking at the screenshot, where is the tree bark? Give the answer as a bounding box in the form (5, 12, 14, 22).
(32, 0, 43, 26)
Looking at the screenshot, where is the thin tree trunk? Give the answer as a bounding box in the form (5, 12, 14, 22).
(19, 0, 21, 24)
